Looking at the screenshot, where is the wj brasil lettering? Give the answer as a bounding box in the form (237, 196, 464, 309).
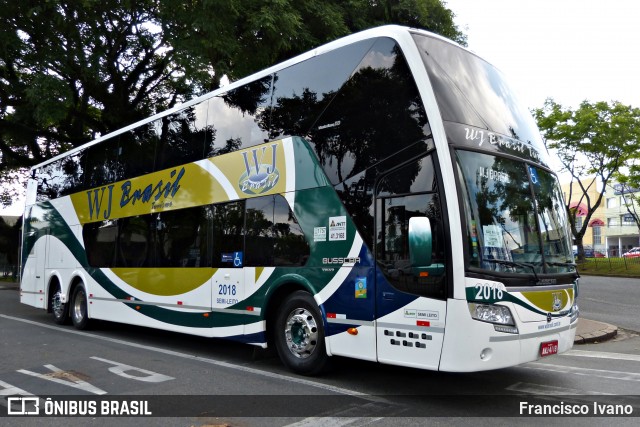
(464, 127, 541, 161)
(86, 167, 185, 220)
(239, 144, 279, 195)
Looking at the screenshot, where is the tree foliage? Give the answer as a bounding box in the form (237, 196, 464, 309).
(162, 0, 466, 87)
(0, 0, 195, 204)
(0, 0, 465, 207)
(533, 98, 640, 260)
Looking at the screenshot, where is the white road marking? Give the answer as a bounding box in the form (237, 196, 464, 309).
(563, 349, 640, 363)
(1, 314, 367, 397)
(524, 362, 640, 382)
(506, 381, 612, 395)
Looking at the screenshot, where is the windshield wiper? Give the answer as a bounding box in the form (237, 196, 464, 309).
(484, 259, 539, 282)
(546, 261, 580, 277)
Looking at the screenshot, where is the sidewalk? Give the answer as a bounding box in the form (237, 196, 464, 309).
(1, 280, 617, 344)
(574, 317, 618, 344)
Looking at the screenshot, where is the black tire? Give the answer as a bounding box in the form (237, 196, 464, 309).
(274, 291, 329, 375)
(70, 285, 91, 330)
(49, 283, 69, 325)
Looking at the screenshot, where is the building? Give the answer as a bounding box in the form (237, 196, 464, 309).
(562, 178, 640, 257)
(603, 183, 640, 256)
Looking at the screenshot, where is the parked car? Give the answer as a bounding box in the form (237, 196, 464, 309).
(573, 247, 605, 258)
(622, 248, 640, 258)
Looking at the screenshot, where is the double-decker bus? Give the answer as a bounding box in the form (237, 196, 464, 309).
(20, 25, 578, 375)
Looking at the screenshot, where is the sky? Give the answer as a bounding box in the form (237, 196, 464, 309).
(2, 1, 639, 215)
(444, 0, 640, 110)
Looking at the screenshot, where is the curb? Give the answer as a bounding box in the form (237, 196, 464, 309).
(574, 319, 618, 344)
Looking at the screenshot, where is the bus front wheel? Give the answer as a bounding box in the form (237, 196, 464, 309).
(70, 285, 91, 330)
(274, 291, 329, 375)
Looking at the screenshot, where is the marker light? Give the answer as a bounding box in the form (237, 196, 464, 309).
(347, 328, 359, 336)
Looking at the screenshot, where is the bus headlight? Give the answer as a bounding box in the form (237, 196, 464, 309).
(469, 303, 518, 334)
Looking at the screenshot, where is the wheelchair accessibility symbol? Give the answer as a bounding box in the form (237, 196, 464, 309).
(529, 166, 540, 186)
(233, 251, 243, 267)
(221, 251, 243, 267)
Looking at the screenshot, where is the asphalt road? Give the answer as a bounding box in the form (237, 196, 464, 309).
(1, 279, 639, 426)
(577, 275, 640, 332)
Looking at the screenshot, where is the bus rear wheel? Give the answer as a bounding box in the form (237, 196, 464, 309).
(70, 285, 91, 330)
(274, 291, 329, 375)
(50, 283, 69, 325)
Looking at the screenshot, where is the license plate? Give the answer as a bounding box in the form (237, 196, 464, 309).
(540, 340, 559, 357)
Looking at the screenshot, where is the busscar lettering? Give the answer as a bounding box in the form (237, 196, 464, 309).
(120, 167, 185, 208)
(322, 257, 361, 265)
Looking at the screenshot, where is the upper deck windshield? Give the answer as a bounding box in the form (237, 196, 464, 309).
(411, 33, 575, 278)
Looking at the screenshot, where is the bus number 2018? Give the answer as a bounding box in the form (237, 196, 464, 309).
(474, 284, 503, 300)
(218, 284, 237, 296)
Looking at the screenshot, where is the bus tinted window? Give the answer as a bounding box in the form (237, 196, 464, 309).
(119, 124, 157, 180)
(272, 195, 308, 266)
(274, 37, 429, 185)
(83, 220, 118, 267)
(413, 34, 544, 150)
(206, 76, 272, 157)
(155, 206, 210, 267)
(85, 138, 121, 189)
(211, 201, 245, 267)
(35, 160, 63, 202)
(376, 156, 445, 298)
(245, 195, 309, 267)
(58, 151, 86, 196)
(155, 102, 209, 171)
(269, 39, 376, 140)
(117, 215, 152, 267)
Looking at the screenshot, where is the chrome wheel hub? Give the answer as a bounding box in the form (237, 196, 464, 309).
(52, 291, 64, 318)
(73, 290, 85, 322)
(284, 308, 318, 359)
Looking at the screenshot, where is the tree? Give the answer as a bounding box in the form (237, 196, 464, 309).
(0, 0, 198, 204)
(534, 98, 640, 261)
(0, 0, 465, 207)
(162, 0, 466, 88)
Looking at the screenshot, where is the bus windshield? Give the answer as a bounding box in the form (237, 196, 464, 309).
(456, 150, 575, 276)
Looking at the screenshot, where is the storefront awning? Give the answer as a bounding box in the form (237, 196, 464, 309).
(569, 202, 588, 217)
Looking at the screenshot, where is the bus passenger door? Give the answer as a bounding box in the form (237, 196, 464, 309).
(374, 157, 447, 370)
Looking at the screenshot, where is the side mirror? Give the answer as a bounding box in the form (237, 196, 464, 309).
(409, 216, 432, 267)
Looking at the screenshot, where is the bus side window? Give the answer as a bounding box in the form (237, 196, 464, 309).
(155, 206, 210, 268)
(269, 38, 376, 141)
(83, 220, 118, 268)
(205, 76, 273, 158)
(117, 215, 152, 267)
(376, 156, 446, 298)
(85, 138, 121, 189)
(154, 102, 209, 171)
(211, 201, 245, 268)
